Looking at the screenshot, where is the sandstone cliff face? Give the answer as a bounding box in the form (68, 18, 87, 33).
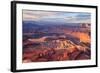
(69, 32, 90, 43)
(54, 40, 77, 53)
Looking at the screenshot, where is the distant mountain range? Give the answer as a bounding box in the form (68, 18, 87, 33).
(23, 21, 83, 26)
(23, 21, 89, 33)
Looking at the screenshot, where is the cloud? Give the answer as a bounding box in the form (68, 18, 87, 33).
(23, 10, 91, 23)
(23, 13, 41, 21)
(23, 10, 58, 21)
(66, 19, 91, 23)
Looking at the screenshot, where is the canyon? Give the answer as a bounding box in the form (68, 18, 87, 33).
(23, 22, 91, 63)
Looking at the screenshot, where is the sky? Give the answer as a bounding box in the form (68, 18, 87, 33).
(23, 10, 91, 23)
